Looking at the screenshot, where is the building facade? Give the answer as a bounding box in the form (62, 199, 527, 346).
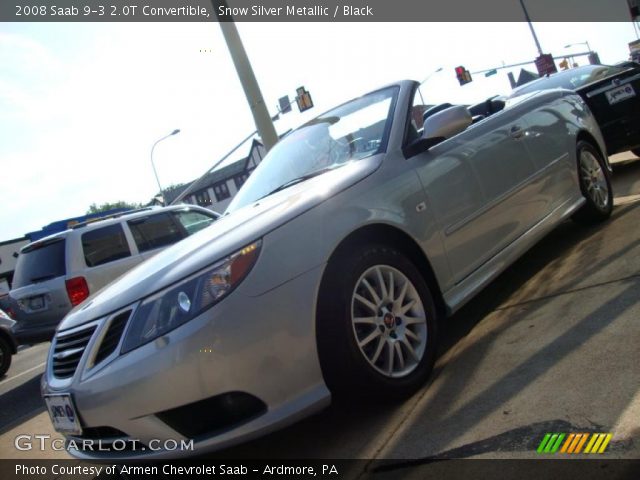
(163, 139, 266, 213)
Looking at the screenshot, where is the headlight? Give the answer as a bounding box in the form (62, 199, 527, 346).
(121, 240, 261, 353)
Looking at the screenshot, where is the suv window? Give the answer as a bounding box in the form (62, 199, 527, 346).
(128, 213, 184, 253)
(82, 224, 132, 267)
(12, 238, 66, 288)
(173, 210, 216, 235)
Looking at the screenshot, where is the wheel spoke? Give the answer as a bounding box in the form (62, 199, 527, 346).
(354, 294, 377, 313)
(394, 342, 405, 370)
(404, 314, 426, 325)
(405, 327, 420, 341)
(396, 281, 409, 306)
(400, 299, 416, 315)
(371, 337, 385, 364)
(402, 337, 419, 361)
(358, 329, 381, 348)
(353, 316, 377, 325)
(388, 271, 395, 303)
(361, 278, 381, 305)
(376, 267, 388, 300)
(386, 341, 394, 375)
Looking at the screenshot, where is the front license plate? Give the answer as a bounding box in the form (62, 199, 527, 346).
(44, 394, 82, 435)
(605, 84, 636, 105)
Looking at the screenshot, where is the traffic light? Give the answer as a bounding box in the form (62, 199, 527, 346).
(559, 58, 569, 70)
(295, 86, 314, 113)
(455, 66, 472, 86)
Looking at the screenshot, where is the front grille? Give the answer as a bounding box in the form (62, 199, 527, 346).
(94, 311, 131, 365)
(52, 325, 96, 378)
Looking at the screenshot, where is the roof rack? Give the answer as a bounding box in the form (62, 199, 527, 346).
(71, 207, 157, 229)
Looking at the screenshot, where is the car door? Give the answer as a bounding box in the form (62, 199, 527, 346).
(412, 107, 539, 283)
(516, 95, 579, 215)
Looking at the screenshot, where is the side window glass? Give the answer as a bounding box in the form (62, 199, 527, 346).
(82, 224, 131, 267)
(173, 211, 216, 235)
(128, 213, 183, 253)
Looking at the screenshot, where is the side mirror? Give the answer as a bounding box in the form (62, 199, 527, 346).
(422, 105, 472, 141)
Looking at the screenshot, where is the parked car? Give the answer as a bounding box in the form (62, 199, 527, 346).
(0, 308, 18, 377)
(42, 81, 611, 459)
(9, 205, 219, 344)
(507, 63, 640, 157)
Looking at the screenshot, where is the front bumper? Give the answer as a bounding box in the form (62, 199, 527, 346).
(41, 264, 330, 460)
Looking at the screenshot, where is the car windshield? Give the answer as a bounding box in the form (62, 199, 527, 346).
(510, 65, 627, 98)
(227, 86, 398, 212)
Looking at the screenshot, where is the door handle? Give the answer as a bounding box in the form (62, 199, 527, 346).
(510, 125, 524, 140)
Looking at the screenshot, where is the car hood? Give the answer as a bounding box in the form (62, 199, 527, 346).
(58, 156, 382, 331)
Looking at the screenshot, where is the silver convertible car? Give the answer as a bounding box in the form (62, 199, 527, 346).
(42, 80, 612, 459)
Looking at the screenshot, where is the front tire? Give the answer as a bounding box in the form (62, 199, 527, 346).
(316, 244, 438, 399)
(0, 337, 12, 377)
(572, 140, 613, 224)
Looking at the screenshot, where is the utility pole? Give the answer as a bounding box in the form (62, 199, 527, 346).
(213, 0, 279, 151)
(519, 0, 543, 56)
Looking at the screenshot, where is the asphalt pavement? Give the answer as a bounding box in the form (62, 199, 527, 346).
(0, 152, 639, 461)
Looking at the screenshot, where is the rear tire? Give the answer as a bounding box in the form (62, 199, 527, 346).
(0, 337, 12, 377)
(572, 140, 613, 224)
(316, 244, 438, 400)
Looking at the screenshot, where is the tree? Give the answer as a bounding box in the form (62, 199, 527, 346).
(86, 201, 142, 215)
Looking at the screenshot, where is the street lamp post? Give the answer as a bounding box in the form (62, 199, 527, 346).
(150, 129, 180, 206)
(419, 67, 443, 85)
(565, 41, 592, 53)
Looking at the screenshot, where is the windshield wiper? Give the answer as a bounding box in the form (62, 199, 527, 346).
(260, 165, 344, 200)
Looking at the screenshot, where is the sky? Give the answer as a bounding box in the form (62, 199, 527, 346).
(1, 13, 639, 241)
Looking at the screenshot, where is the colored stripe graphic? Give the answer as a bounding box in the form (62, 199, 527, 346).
(584, 433, 599, 453)
(538, 433, 612, 454)
(598, 434, 612, 453)
(568, 433, 583, 453)
(574, 433, 589, 454)
(560, 433, 575, 453)
(537, 433, 551, 453)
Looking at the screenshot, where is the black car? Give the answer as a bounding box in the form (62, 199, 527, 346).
(509, 63, 640, 157)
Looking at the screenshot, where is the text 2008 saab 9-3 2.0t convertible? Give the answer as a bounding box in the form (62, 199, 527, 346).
(43, 80, 612, 459)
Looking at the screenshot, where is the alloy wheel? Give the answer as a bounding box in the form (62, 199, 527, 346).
(351, 265, 428, 378)
(580, 149, 609, 210)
